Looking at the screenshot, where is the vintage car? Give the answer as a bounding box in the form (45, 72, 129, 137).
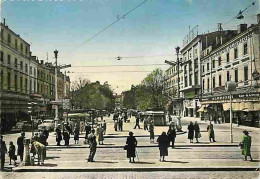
(11, 121, 31, 133)
(38, 119, 55, 131)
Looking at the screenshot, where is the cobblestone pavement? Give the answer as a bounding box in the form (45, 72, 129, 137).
(1, 171, 259, 179)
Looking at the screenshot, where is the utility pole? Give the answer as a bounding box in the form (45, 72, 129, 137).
(176, 46, 180, 99)
(54, 50, 59, 129)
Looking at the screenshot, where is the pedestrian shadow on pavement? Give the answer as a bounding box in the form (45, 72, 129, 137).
(45, 156, 60, 160)
(133, 161, 155, 165)
(40, 163, 58, 167)
(92, 161, 118, 164)
(163, 161, 189, 164)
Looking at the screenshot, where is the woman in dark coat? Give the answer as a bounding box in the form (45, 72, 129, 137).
(149, 121, 155, 143)
(157, 132, 170, 162)
(194, 121, 200, 143)
(167, 125, 176, 148)
(187, 122, 194, 143)
(126, 131, 137, 163)
(74, 124, 80, 144)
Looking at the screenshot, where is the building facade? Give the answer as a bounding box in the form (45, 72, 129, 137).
(0, 22, 70, 132)
(200, 21, 260, 127)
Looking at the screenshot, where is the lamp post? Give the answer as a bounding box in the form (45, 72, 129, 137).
(28, 102, 37, 137)
(54, 50, 59, 129)
(175, 46, 180, 99)
(225, 81, 236, 143)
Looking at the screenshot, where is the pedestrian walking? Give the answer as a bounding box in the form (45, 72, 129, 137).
(31, 140, 46, 165)
(118, 117, 123, 131)
(42, 127, 49, 140)
(114, 119, 118, 131)
(17, 132, 25, 162)
(240, 130, 253, 161)
(133, 115, 141, 129)
(124, 111, 128, 123)
(102, 120, 107, 135)
(149, 121, 155, 143)
(56, 126, 62, 146)
(157, 132, 170, 162)
(74, 124, 80, 144)
(126, 131, 138, 163)
(167, 125, 176, 148)
(84, 123, 91, 144)
(207, 121, 216, 142)
(63, 130, 70, 146)
(32, 133, 39, 142)
(8, 141, 16, 165)
(0, 135, 7, 170)
(38, 130, 47, 146)
(194, 121, 201, 143)
(143, 117, 148, 130)
(187, 122, 195, 143)
(87, 129, 97, 162)
(96, 124, 104, 145)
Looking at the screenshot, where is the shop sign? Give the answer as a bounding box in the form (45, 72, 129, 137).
(236, 92, 260, 98)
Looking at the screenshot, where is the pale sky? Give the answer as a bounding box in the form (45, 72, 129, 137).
(1, 0, 259, 94)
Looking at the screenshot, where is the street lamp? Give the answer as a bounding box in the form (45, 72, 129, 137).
(54, 50, 59, 129)
(28, 102, 37, 137)
(225, 81, 237, 143)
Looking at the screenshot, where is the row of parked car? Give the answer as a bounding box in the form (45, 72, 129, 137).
(11, 119, 55, 133)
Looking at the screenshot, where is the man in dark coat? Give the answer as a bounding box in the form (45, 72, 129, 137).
(133, 116, 141, 129)
(17, 132, 25, 162)
(118, 117, 123, 131)
(38, 131, 47, 146)
(0, 135, 7, 170)
(63, 129, 70, 146)
(84, 123, 91, 144)
(157, 132, 170, 162)
(56, 126, 62, 146)
(187, 122, 195, 143)
(42, 127, 49, 140)
(126, 131, 137, 163)
(167, 125, 176, 148)
(87, 129, 97, 162)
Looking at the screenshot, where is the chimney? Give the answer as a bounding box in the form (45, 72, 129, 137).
(237, 24, 247, 33)
(257, 14, 260, 24)
(3, 18, 5, 26)
(40, 60, 44, 64)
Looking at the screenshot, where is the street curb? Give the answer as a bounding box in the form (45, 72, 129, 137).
(46, 144, 241, 149)
(12, 166, 260, 172)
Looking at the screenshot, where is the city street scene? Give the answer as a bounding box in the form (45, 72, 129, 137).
(0, 0, 259, 178)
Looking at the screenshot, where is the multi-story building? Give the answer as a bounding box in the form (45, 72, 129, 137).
(163, 63, 183, 116)
(200, 16, 260, 127)
(0, 21, 71, 132)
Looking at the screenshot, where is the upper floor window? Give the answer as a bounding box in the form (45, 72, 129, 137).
(202, 79, 205, 90)
(226, 52, 229, 63)
(20, 61, 23, 71)
(213, 76, 215, 88)
(8, 33, 11, 44)
(30, 66, 32, 75)
(7, 55, 10, 65)
(227, 71, 230, 81)
(218, 56, 221, 66)
(234, 48, 238, 59)
(15, 39, 18, 49)
(219, 75, 222, 86)
(243, 43, 248, 55)
(244, 66, 248, 81)
(25, 46, 28, 55)
(25, 63, 28, 73)
(1, 51, 4, 62)
(235, 68, 238, 83)
(212, 59, 215, 69)
(207, 62, 209, 71)
(15, 58, 18, 68)
(21, 43, 23, 52)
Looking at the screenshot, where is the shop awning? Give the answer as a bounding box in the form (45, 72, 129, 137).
(223, 103, 230, 111)
(197, 106, 204, 112)
(243, 102, 254, 112)
(232, 103, 240, 111)
(253, 103, 260, 111)
(239, 103, 245, 111)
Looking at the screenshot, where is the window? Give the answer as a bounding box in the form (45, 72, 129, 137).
(189, 74, 192, 86)
(243, 43, 248, 55)
(195, 72, 198, 85)
(234, 48, 238, 59)
(189, 63, 192, 72)
(212, 59, 215, 69)
(15, 39, 18, 49)
(25, 64, 28, 73)
(202, 79, 205, 91)
(15, 58, 18, 68)
(0, 70, 3, 87)
(34, 69, 36, 77)
(244, 66, 248, 81)
(30, 79, 32, 92)
(8, 33, 11, 44)
(195, 59, 198, 69)
(202, 65, 204, 73)
(235, 68, 238, 83)
(0, 52, 3, 62)
(219, 75, 222, 86)
(7, 72, 10, 90)
(218, 56, 221, 66)
(207, 62, 209, 71)
(184, 65, 187, 73)
(7, 55, 10, 65)
(25, 78, 27, 93)
(14, 74, 17, 91)
(185, 76, 188, 87)
(30, 66, 32, 75)
(227, 71, 230, 81)
(21, 43, 23, 52)
(20, 77, 23, 91)
(207, 78, 210, 90)
(34, 81, 36, 93)
(226, 52, 229, 63)
(213, 77, 215, 88)
(25, 46, 28, 55)
(20, 61, 23, 71)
